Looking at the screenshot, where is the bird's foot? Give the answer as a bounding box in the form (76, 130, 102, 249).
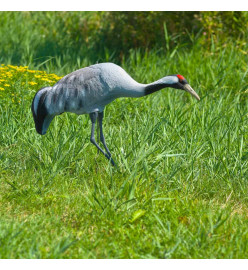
(106, 154, 116, 167)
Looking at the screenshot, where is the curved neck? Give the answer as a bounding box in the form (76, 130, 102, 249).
(143, 76, 179, 96)
(144, 82, 171, 96)
(119, 81, 171, 98)
(116, 76, 177, 98)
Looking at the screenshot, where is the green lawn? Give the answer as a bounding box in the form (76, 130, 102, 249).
(1, 43, 248, 258)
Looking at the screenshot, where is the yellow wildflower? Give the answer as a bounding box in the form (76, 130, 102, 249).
(4, 84, 10, 87)
(0, 87, 4, 91)
(29, 82, 38, 86)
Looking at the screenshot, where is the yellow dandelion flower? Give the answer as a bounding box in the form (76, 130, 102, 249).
(18, 69, 26, 72)
(27, 70, 35, 73)
(0, 87, 4, 91)
(4, 84, 10, 87)
(29, 82, 38, 86)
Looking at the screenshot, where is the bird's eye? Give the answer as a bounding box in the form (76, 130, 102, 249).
(177, 74, 185, 81)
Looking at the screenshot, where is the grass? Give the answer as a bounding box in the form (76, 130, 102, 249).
(1, 40, 248, 258)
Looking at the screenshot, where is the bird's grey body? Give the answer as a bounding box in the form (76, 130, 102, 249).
(31, 62, 200, 166)
(34, 63, 146, 117)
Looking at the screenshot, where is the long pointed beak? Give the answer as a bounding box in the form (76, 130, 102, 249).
(183, 84, 200, 101)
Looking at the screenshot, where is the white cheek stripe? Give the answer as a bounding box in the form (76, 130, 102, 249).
(156, 76, 179, 85)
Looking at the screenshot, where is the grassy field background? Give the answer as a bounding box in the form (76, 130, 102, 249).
(0, 11, 248, 258)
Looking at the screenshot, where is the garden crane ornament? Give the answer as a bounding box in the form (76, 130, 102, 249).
(31, 62, 200, 166)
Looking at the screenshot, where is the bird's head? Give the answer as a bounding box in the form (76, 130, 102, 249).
(172, 74, 200, 101)
(31, 87, 55, 135)
(148, 74, 200, 100)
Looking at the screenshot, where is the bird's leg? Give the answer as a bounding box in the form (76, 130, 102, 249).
(89, 112, 115, 166)
(96, 116, 100, 153)
(98, 112, 116, 166)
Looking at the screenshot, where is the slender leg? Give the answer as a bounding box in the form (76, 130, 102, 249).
(89, 112, 115, 166)
(96, 116, 100, 153)
(98, 112, 113, 158)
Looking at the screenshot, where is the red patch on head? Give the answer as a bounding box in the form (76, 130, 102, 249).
(177, 74, 185, 81)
